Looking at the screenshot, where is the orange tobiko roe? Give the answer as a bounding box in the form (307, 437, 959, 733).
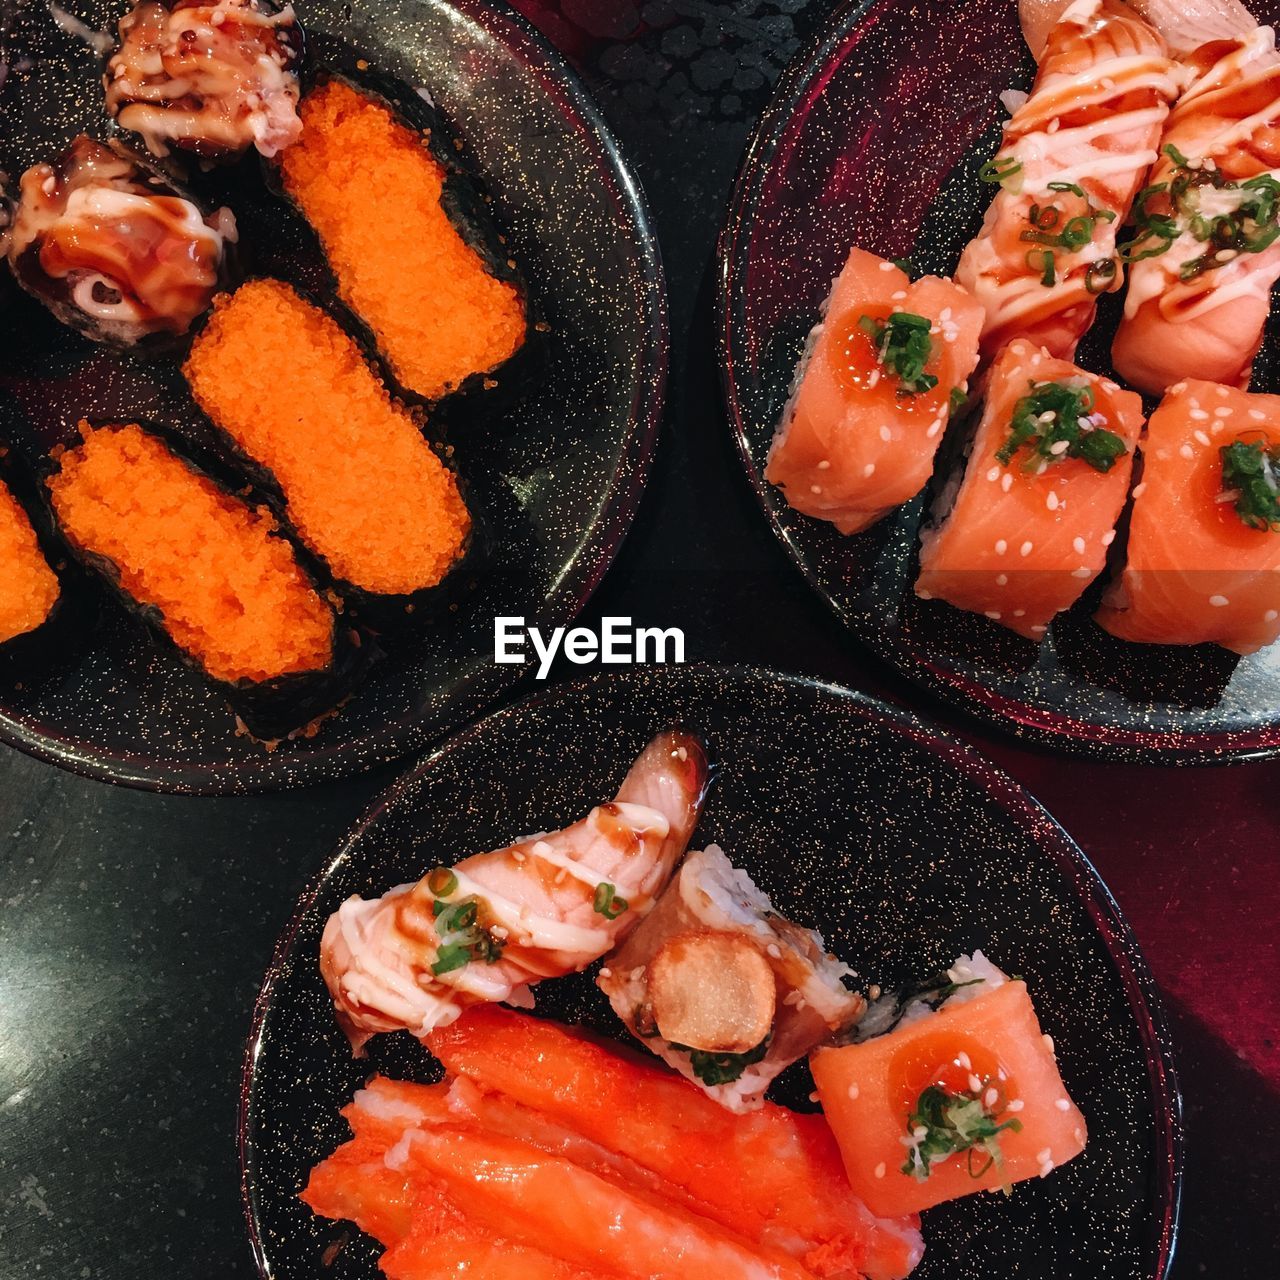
(47, 423, 333, 684)
(278, 79, 526, 400)
(0, 477, 59, 644)
(184, 279, 471, 596)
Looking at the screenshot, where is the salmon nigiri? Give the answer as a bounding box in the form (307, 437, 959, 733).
(811, 953, 1087, 1218)
(915, 338, 1144, 639)
(1112, 24, 1280, 394)
(956, 0, 1177, 362)
(1095, 379, 1280, 653)
(765, 247, 983, 534)
(321, 730, 710, 1051)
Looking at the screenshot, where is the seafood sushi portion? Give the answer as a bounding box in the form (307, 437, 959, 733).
(811, 953, 1087, 1217)
(46, 422, 354, 736)
(278, 79, 527, 400)
(105, 0, 303, 160)
(0, 472, 60, 650)
(1112, 25, 1280, 394)
(7, 136, 235, 347)
(764, 248, 983, 534)
(598, 844, 864, 1113)
(1096, 379, 1280, 653)
(956, 0, 1177, 361)
(915, 339, 1143, 640)
(183, 279, 470, 602)
(321, 731, 709, 1051)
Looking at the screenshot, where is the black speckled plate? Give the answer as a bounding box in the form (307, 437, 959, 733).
(718, 0, 1280, 763)
(240, 665, 1182, 1280)
(0, 0, 665, 793)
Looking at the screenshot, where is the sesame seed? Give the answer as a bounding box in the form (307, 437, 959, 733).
(874, 1163, 886, 1179)
(1048, 118, 1060, 133)
(995, 539, 1008, 555)
(1049, 439, 1070, 455)
(1209, 594, 1230, 607)
(1132, 482, 1147, 498)
(1266, 610, 1278, 623)
(1043, 1034, 1055, 1054)
(1037, 1147, 1052, 1163)
(863, 463, 876, 477)
(1169, 381, 1187, 394)
(818, 459, 831, 470)
(1007, 1098, 1025, 1112)
(1046, 491, 1059, 511)
(987, 466, 1001, 482)
(811, 484, 823, 494)
(630, 966, 645, 981)
(996, 573, 1009, 586)
(1055, 1098, 1071, 1111)
(598, 966, 612, 978)
(1072, 536, 1086, 554)
(1179, 444, 1195, 459)
(984, 1088, 999, 1107)
(1190, 409, 1209, 421)
(847, 1083, 860, 1100)
(868, 369, 881, 389)
(891, 290, 907, 300)
(1020, 540, 1034, 557)
(879, 260, 897, 271)
(1073, 566, 1092, 578)
(766, 943, 782, 959)
(1039, 1159, 1055, 1178)
(1216, 385, 1230, 398)
(968, 1073, 983, 1093)
(1214, 405, 1232, 417)
(1101, 529, 1116, 546)
(879, 424, 891, 442)
(957, 1052, 972, 1070)
(985, 610, 1002, 620)
(1001, 473, 1013, 492)
(1194, 430, 1212, 447)
(1031, 624, 1047, 634)
(532, 840, 552, 857)
(997, 1069, 1007, 1081)
(1249, 409, 1267, 422)
(917, 589, 933, 600)
(1013, 608, 1025, 617)
(41, 175, 56, 196)
(927, 418, 943, 438)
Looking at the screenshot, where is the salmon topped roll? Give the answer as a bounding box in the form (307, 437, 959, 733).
(811, 953, 1087, 1217)
(278, 79, 527, 401)
(1096, 379, 1280, 654)
(1112, 25, 1280, 395)
(765, 248, 984, 535)
(916, 339, 1143, 640)
(956, 0, 1177, 362)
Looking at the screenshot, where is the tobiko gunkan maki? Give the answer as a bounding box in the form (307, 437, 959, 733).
(183, 279, 472, 604)
(46, 422, 361, 737)
(278, 78, 527, 400)
(0, 472, 60, 652)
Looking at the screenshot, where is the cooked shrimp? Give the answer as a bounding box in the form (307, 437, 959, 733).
(1112, 22, 1280, 393)
(320, 730, 710, 1050)
(957, 0, 1178, 361)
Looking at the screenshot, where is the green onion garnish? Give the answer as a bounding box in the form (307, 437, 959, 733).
(996, 380, 1128, 474)
(1085, 258, 1118, 294)
(901, 1084, 1023, 1183)
(979, 155, 1023, 187)
(1220, 438, 1280, 531)
(593, 882, 629, 920)
(857, 311, 939, 396)
(431, 943, 472, 976)
(669, 1036, 771, 1087)
(426, 866, 458, 897)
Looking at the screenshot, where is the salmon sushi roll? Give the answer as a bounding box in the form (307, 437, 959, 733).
(183, 279, 471, 609)
(278, 78, 527, 401)
(0, 470, 61, 652)
(1095, 379, 1280, 653)
(46, 421, 362, 736)
(811, 952, 1087, 1217)
(764, 248, 984, 535)
(915, 339, 1143, 640)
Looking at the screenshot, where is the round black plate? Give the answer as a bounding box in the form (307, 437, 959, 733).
(0, 0, 665, 792)
(718, 0, 1280, 763)
(241, 665, 1182, 1280)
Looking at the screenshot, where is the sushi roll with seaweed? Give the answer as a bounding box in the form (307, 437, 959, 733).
(46, 421, 365, 738)
(277, 77, 527, 401)
(105, 0, 304, 161)
(765, 248, 984, 534)
(811, 953, 1087, 1216)
(598, 845, 864, 1113)
(183, 279, 473, 619)
(7, 136, 236, 348)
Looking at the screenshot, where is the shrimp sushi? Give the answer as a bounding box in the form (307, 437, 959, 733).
(1095, 379, 1280, 652)
(277, 79, 527, 401)
(810, 953, 1087, 1217)
(1111, 24, 1280, 394)
(915, 339, 1144, 640)
(956, 0, 1177, 362)
(321, 731, 709, 1051)
(598, 844, 864, 1113)
(764, 248, 984, 534)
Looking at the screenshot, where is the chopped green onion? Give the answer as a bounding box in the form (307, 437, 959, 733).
(857, 311, 939, 396)
(426, 866, 458, 897)
(593, 882, 629, 920)
(1221, 438, 1280, 531)
(1047, 180, 1086, 197)
(1085, 258, 1118, 294)
(979, 154, 1022, 186)
(901, 1083, 1023, 1183)
(670, 1037, 771, 1087)
(431, 943, 472, 976)
(1164, 142, 1191, 168)
(949, 385, 967, 415)
(996, 380, 1127, 474)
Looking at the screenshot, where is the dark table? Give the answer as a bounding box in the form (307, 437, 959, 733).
(2, 1, 1277, 1276)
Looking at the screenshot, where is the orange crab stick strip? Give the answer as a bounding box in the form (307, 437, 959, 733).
(427, 1008, 923, 1280)
(811, 980, 1086, 1218)
(300, 1134, 423, 1246)
(381, 1226, 612, 1280)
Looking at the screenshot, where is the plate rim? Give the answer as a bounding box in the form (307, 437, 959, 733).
(0, 0, 669, 795)
(715, 0, 1280, 766)
(237, 662, 1184, 1280)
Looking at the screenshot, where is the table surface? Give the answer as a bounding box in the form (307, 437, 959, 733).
(2, 1, 1277, 1276)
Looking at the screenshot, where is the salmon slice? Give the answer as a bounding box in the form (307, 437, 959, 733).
(765, 247, 983, 535)
(427, 1008, 923, 1280)
(1095, 378, 1280, 652)
(1111, 25, 1280, 394)
(1127, 0, 1258, 56)
(915, 338, 1144, 639)
(384, 1122, 819, 1280)
(381, 1225, 607, 1280)
(811, 973, 1087, 1218)
(956, 0, 1176, 362)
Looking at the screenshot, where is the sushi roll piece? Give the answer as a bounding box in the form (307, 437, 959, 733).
(277, 78, 527, 401)
(915, 339, 1144, 641)
(0, 467, 62, 660)
(104, 0, 304, 161)
(598, 845, 864, 1113)
(1095, 379, 1280, 653)
(811, 953, 1087, 1217)
(7, 136, 236, 348)
(183, 279, 471, 611)
(46, 421, 364, 738)
(956, 0, 1178, 362)
(1112, 24, 1280, 395)
(764, 248, 984, 534)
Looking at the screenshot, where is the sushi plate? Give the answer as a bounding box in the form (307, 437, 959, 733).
(240, 665, 1182, 1280)
(718, 0, 1280, 764)
(0, 0, 665, 793)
